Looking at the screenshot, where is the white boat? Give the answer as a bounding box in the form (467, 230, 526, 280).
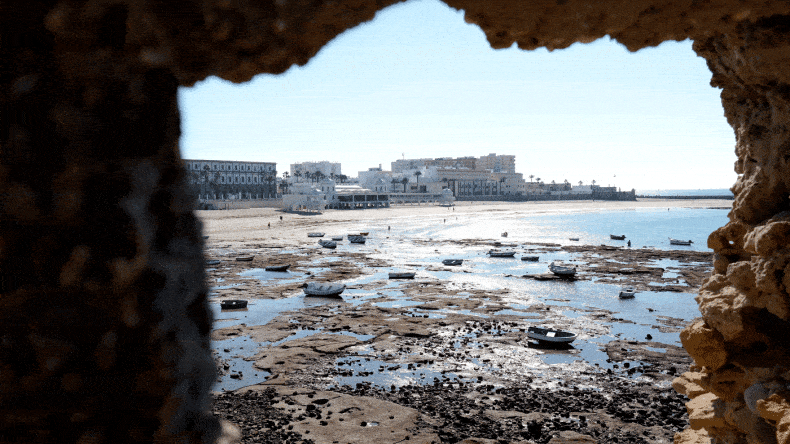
(442, 259, 463, 266)
(488, 249, 516, 258)
(331, 235, 344, 241)
(304, 282, 345, 297)
(318, 240, 337, 249)
(527, 326, 577, 344)
(348, 235, 366, 244)
(669, 238, 693, 246)
(549, 262, 576, 277)
(307, 232, 325, 238)
(501, 232, 508, 237)
(619, 288, 636, 299)
(389, 272, 416, 279)
(521, 256, 539, 262)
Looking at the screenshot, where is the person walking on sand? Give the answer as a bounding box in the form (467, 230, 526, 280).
(627, 240, 631, 247)
(268, 222, 270, 228)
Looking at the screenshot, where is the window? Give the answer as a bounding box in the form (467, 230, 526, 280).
(241, 177, 245, 184)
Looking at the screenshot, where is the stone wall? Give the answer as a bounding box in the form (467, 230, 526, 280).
(2, 1, 789, 443)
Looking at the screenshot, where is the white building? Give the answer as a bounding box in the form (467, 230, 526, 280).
(184, 159, 277, 200)
(281, 182, 328, 212)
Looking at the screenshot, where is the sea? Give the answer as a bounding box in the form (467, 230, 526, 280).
(211, 204, 730, 391)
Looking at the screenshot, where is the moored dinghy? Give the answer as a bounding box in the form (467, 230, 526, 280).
(307, 232, 325, 238)
(669, 238, 693, 246)
(220, 299, 248, 310)
(265, 264, 290, 272)
(488, 249, 516, 258)
(318, 239, 337, 249)
(331, 235, 344, 241)
(610, 234, 626, 240)
(389, 271, 416, 279)
(235, 256, 254, 262)
(521, 256, 539, 262)
(442, 259, 463, 266)
(348, 235, 366, 244)
(549, 261, 576, 277)
(619, 287, 636, 299)
(304, 282, 346, 297)
(527, 326, 577, 344)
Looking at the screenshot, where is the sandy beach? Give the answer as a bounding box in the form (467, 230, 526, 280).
(202, 199, 730, 444)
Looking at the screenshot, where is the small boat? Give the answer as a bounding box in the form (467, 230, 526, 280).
(205, 259, 221, 266)
(348, 235, 366, 244)
(501, 232, 508, 237)
(220, 299, 248, 310)
(610, 235, 626, 240)
(307, 232, 325, 238)
(521, 256, 539, 262)
(442, 259, 463, 266)
(549, 262, 576, 277)
(265, 264, 290, 272)
(569, 237, 579, 241)
(304, 282, 345, 297)
(488, 249, 516, 258)
(619, 288, 636, 299)
(669, 238, 693, 246)
(358, 232, 369, 236)
(331, 235, 344, 241)
(235, 256, 254, 262)
(318, 240, 337, 249)
(389, 272, 416, 279)
(527, 326, 577, 344)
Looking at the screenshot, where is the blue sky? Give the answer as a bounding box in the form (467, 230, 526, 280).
(178, 0, 736, 191)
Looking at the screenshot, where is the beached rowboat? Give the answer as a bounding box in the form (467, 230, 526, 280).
(331, 235, 344, 241)
(619, 288, 636, 299)
(304, 283, 345, 297)
(318, 240, 337, 249)
(265, 264, 290, 272)
(488, 249, 516, 258)
(610, 234, 626, 240)
(389, 272, 416, 279)
(669, 238, 693, 246)
(442, 259, 463, 266)
(527, 326, 577, 344)
(521, 256, 539, 262)
(348, 235, 366, 244)
(307, 232, 325, 238)
(205, 259, 221, 266)
(220, 299, 248, 310)
(549, 262, 576, 277)
(235, 256, 254, 262)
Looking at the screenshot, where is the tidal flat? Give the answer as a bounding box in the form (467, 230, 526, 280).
(201, 200, 730, 444)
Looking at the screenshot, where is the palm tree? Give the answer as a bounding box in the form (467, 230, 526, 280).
(391, 178, 400, 192)
(529, 174, 534, 183)
(294, 171, 302, 183)
(401, 177, 408, 193)
(414, 171, 422, 184)
(578, 180, 583, 186)
(592, 179, 596, 186)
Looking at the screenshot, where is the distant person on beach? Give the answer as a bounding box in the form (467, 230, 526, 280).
(627, 240, 631, 247)
(268, 222, 270, 228)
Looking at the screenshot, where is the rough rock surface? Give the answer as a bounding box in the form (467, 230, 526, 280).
(3, 1, 790, 444)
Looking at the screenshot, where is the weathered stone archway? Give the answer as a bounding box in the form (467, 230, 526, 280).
(2, 1, 789, 443)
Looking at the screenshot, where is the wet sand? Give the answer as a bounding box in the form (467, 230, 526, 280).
(202, 199, 729, 444)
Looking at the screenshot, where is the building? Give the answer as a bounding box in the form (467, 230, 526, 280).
(290, 161, 341, 181)
(476, 153, 516, 173)
(184, 159, 277, 200)
(281, 182, 328, 212)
